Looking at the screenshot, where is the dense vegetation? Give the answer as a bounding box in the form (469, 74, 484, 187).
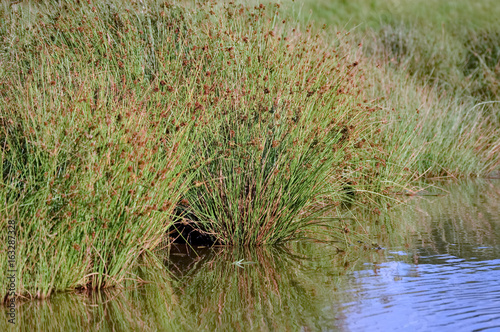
(1, 0, 498, 300)
(301, 0, 500, 178)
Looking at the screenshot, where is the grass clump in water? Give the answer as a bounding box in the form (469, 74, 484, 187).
(0, 0, 375, 298)
(2, 0, 499, 301)
(172, 3, 372, 245)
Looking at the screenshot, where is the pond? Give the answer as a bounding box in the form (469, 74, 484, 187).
(3, 180, 500, 331)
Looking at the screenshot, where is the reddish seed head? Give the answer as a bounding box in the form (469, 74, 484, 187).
(161, 201, 172, 211)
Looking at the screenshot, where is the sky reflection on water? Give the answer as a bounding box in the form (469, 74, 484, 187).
(341, 252, 500, 332)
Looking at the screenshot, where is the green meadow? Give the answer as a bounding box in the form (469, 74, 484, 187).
(1, 0, 499, 300)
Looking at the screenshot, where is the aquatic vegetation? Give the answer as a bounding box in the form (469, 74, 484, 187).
(0, 0, 499, 300)
(173, 7, 374, 245)
(0, 0, 373, 298)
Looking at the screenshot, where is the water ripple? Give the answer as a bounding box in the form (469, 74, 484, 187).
(342, 255, 500, 332)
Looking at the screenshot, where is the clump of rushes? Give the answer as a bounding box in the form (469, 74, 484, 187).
(1, 0, 196, 299)
(0, 0, 374, 298)
(173, 3, 373, 245)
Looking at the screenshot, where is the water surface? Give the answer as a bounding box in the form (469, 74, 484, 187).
(3, 180, 500, 331)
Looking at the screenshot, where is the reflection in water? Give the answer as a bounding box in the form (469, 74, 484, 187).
(343, 254, 500, 331)
(0, 261, 183, 332)
(164, 243, 360, 331)
(2, 180, 500, 331)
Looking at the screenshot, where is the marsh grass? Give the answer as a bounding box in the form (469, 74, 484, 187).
(1, 0, 499, 301)
(175, 9, 373, 245)
(0, 0, 377, 298)
(364, 65, 500, 178)
(300, 0, 500, 178)
(305, 0, 500, 179)
(463, 28, 500, 101)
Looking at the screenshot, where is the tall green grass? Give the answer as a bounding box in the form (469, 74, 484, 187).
(0, 0, 376, 298)
(365, 66, 500, 178)
(173, 5, 374, 245)
(1, 0, 499, 300)
(0, 2, 197, 294)
(297, 0, 500, 178)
